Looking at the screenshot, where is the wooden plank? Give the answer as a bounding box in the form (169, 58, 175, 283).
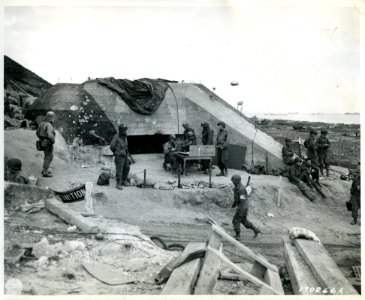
(212, 224, 278, 272)
(260, 269, 285, 295)
(295, 239, 358, 295)
(205, 247, 282, 295)
(161, 242, 205, 295)
(45, 198, 99, 233)
(194, 232, 222, 294)
(282, 237, 321, 295)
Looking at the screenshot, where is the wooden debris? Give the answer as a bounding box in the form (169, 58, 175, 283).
(161, 242, 205, 295)
(45, 198, 99, 233)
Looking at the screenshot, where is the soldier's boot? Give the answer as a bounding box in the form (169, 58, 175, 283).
(116, 179, 123, 190)
(252, 226, 261, 238)
(224, 168, 228, 177)
(234, 230, 241, 240)
(351, 218, 357, 225)
(320, 167, 324, 176)
(42, 169, 53, 177)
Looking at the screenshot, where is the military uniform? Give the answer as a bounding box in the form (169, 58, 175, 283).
(36, 112, 56, 177)
(201, 122, 214, 171)
(288, 159, 316, 201)
(304, 133, 319, 166)
(216, 122, 229, 176)
(282, 142, 294, 166)
(163, 137, 178, 170)
(316, 131, 331, 176)
(231, 180, 260, 239)
(110, 124, 130, 189)
(350, 173, 361, 224)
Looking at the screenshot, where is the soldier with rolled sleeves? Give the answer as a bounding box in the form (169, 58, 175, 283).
(231, 174, 260, 240)
(216, 121, 229, 176)
(282, 138, 295, 166)
(5, 158, 29, 184)
(201, 122, 214, 173)
(36, 111, 56, 177)
(304, 129, 319, 167)
(110, 124, 130, 190)
(350, 162, 361, 225)
(316, 129, 331, 176)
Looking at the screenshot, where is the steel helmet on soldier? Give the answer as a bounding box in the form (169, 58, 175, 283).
(169, 134, 176, 140)
(46, 111, 56, 118)
(231, 174, 241, 183)
(7, 158, 22, 171)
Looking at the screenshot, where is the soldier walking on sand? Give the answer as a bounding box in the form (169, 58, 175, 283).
(350, 162, 361, 225)
(36, 111, 56, 177)
(316, 129, 331, 176)
(216, 121, 229, 176)
(231, 174, 261, 240)
(110, 124, 130, 190)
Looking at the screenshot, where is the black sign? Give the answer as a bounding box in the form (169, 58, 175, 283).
(52, 184, 86, 203)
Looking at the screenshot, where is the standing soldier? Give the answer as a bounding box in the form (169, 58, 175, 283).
(316, 129, 331, 176)
(182, 122, 195, 140)
(110, 124, 130, 190)
(216, 121, 229, 176)
(350, 162, 361, 225)
(304, 130, 319, 167)
(201, 122, 214, 173)
(231, 174, 260, 239)
(36, 111, 56, 177)
(282, 138, 295, 166)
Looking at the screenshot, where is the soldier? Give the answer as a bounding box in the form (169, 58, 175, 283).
(316, 129, 331, 176)
(36, 111, 56, 177)
(180, 131, 197, 151)
(289, 157, 316, 201)
(231, 174, 260, 240)
(110, 124, 130, 190)
(282, 138, 295, 166)
(163, 134, 177, 171)
(304, 130, 319, 167)
(216, 121, 229, 176)
(350, 162, 361, 225)
(201, 122, 214, 173)
(301, 158, 326, 198)
(182, 122, 195, 140)
(5, 158, 29, 184)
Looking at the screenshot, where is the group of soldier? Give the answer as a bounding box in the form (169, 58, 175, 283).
(282, 128, 361, 225)
(163, 121, 229, 176)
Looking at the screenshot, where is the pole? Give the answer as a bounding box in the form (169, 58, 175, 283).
(209, 164, 212, 188)
(143, 169, 146, 188)
(338, 139, 343, 167)
(178, 166, 182, 188)
(277, 176, 282, 207)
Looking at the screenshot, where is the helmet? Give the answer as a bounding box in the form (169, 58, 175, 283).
(309, 129, 317, 135)
(46, 111, 56, 118)
(231, 174, 241, 183)
(169, 134, 176, 140)
(321, 129, 328, 135)
(217, 121, 226, 128)
(294, 157, 301, 163)
(7, 158, 22, 171)
(118, 123, 128, 131)
(182, 122, 189, 127)
(285, 138, 292, 143)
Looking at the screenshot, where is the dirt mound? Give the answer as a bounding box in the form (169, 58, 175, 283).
(4, 129, 71, 179)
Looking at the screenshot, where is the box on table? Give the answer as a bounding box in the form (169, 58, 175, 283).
(189, 145, 216, 157)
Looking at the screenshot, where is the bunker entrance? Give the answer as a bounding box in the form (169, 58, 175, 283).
(128, 134, 169, 154)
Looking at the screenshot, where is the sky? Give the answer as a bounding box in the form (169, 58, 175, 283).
(3, 0, 361, 114)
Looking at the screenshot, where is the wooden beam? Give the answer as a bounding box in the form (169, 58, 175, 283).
(282, 237, 321, 295)
(206, 246, 282, 295)
(194, 232, 222, 294)
(161, 243, 205, 295)
(295, 239, 358, 295)
(260, 268, 285, 295)
(212, 224, 278, 272)
(45, 198, 99, 233)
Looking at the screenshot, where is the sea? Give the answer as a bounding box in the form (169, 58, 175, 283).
(245, 113, 360, 125)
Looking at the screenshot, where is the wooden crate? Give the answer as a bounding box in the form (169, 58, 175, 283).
(189, 145, 215, 157)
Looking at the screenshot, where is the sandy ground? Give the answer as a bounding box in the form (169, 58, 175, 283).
(4, 129, 361, 295)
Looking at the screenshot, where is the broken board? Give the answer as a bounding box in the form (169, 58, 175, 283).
(161, 242, 205, 295)
(83, 261, 136, 285)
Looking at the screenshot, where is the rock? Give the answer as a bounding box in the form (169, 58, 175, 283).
(124, 258, 147, 272)
(37, 256, 49, 268)
(95, 233, 104, 241)
(5, 278, 23, 295)
(32, 237, 58, 258)
(67, 225, 77, 232)
(64, 241, 86, 252)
